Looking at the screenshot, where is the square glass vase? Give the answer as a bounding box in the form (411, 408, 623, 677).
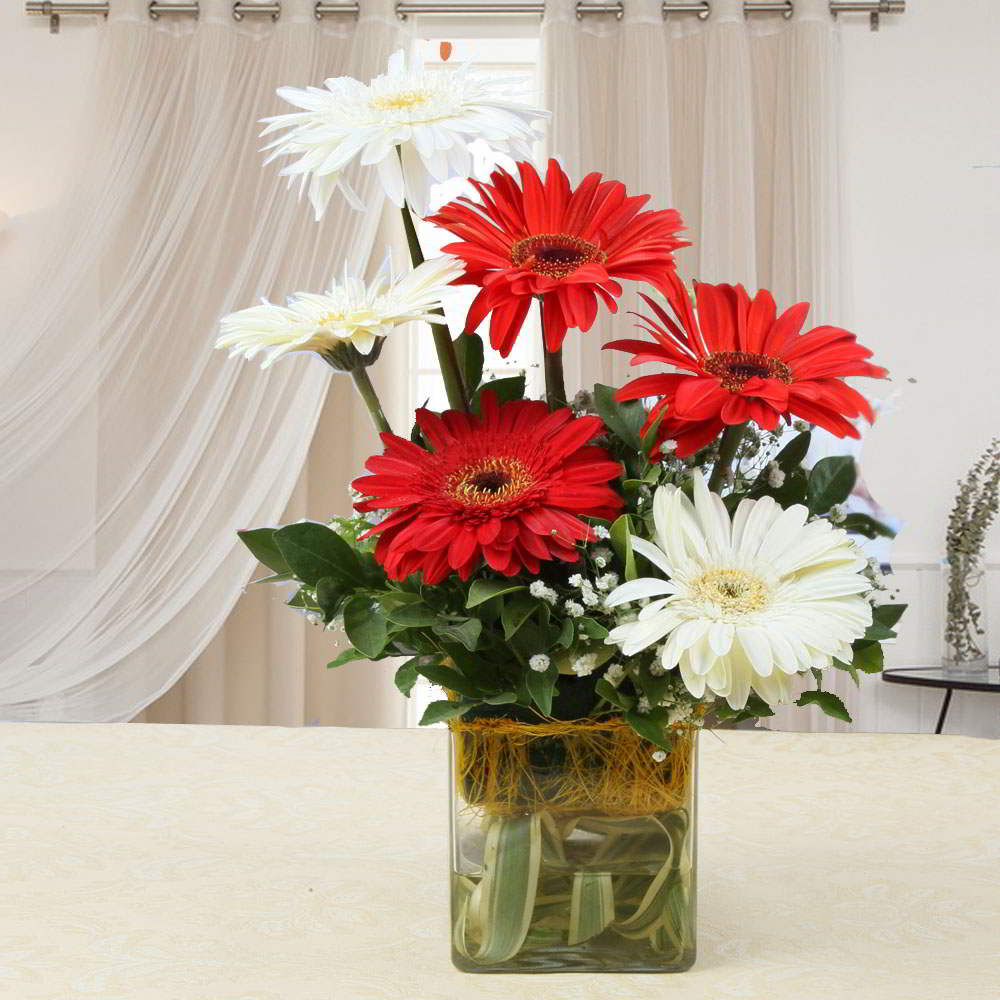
(448, 717, 697, 973)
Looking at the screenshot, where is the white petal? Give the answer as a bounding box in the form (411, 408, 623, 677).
(604, 577, 677, 608)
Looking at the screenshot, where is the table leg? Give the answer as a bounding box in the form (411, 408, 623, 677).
(934, 687, 953, 735)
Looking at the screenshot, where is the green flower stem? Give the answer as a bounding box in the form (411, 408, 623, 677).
(350, 366, 392, 436)
(398, 199, 469, 413)
(707, 424, 746, 493)
(540, 297, 567, 409)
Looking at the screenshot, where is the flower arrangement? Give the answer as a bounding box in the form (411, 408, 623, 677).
(216, 48, 905, 974)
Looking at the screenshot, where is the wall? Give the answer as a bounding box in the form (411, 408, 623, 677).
(839, 1, 1000, 736)
(1, 1, 998, 735)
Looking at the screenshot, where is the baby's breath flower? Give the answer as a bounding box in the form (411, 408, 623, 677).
(568, 573, 584, 588)
(571, 653, 598, 677)
(580, 586, 601, 608)
(529, 580, 558, 604)
(636, 695, 651, 714)
(528, 654, 550, 672)
(651, 749, 667, 763)
(668, 704, 693, 725)
(603, 662, 626, 685)
(564, 600, 585, 618)
(596, 572, 619, 592)
(766, 461, 786, 488)
(829, 504, 847, 524)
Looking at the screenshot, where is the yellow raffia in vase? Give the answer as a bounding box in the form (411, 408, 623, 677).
(449, 715, 695, 819)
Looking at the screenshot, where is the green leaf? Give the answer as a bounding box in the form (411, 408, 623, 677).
(416, 662, 483, 699)
(713, 692, 775, 723)
(433, 617, 483, 652)
(796, 689, 852, 723)
(466, 579, 525, 608)
(454, 332, 485, 395)
(409, 398, 430, 446)
(624, 708, 672, 751)
(555, 617, 575, 648)
(577, 617, 609, 640)
(237, 528, 291, 576)
(253, 572, 296, 585)
(471, 374, 526, 412)
(873, 603, 906, 630)
(833, 657, 860, 686)
(419, 699, 478, 726)
(610, 514, 637, 581)
(326, 647, 365, 670)
(385, 602, 442, 627)
(501, 592, 539, 640)
(394, 656, 436, 696)
(863, 622, 897, 642)
(553, 641, 617, 675)
(286, 586, 318, 611)
(594, 384, 645, 452)
(273, 522, 361, 588)
(842, 513, 896, 539)
(526, 660, 558, 717)
(774, 430, 812, 471)
(756, 467, 808, 506)
(453, 814, 542, 963)
(807, 456, 857, 514)
(315, 576, 344, 619)
(343, 595, 388, 658)
(640, 410, 665, 455)
(594, 678, 635, 712)
(568, 872, 616, 946)
(852, 640, 885, 674)
(482, 692, 519, 706)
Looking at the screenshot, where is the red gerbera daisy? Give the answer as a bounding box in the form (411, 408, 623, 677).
(606, 271, 889, 458)
(427, 158, 688, 358)
(352, 392, 623, 585)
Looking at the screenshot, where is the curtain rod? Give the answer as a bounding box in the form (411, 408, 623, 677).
(26, 0, 905, 34)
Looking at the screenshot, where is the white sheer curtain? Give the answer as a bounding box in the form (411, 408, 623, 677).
(0, 0, 405, 722)
(543, 0, 852, 731)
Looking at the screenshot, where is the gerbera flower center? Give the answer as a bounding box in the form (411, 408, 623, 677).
(703, 351, 793, 392)
(692, 568, 771, 615)
(447, 456, 535, 507)
(510, 234, 607, 280)
(371, 90, 431, 112)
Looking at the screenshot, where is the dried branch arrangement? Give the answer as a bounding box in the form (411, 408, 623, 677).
(944, 439, 1000, 664)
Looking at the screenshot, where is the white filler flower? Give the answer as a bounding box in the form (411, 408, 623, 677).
(262, 49, 549, 219)
(605, 471, 873, 709)
(216, 255, 463, 368)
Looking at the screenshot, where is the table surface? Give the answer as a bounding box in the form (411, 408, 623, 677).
(883, 665, 1000, 691)
(2, 724, 999, 1000)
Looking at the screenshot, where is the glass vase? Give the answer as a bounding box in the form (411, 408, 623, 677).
(942, 556, 990, 676)
(449, 717, 697, 974)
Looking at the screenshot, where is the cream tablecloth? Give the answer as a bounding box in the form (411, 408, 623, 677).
(1, 724, 998, 1000)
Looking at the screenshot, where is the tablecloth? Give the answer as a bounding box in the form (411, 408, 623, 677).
(2, 724, 998, 1000)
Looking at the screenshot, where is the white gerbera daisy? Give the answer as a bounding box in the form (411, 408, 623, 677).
(216, 254, 463, 369)
(605, 471, 873, 709)
(261, 49, 549, 219)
